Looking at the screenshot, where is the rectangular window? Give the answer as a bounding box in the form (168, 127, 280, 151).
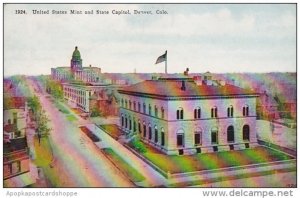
(177, 134, 184, 147)
(161, 132, 165, 146)
(155, 129, 158, 143)
(13, 112, 17, 125)
(195, 133, 201, 145)
(143, 126, 146, 137)
(148, 127, 152, 140)
(212, 132, 217, 144)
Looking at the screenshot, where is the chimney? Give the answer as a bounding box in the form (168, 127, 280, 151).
(184, 68, 189, 76)
(181, 80, 186, 91)
(220, 80, 226, 86)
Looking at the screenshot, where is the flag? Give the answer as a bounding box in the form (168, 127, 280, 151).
(155, 51, 167, 64)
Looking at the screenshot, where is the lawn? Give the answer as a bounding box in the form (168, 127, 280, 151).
(66, 114, 77, 122)
(102, 148, 145, 183)
(54, 101, 70, 114)
(33, 136, 53, 167)
(99, 124, 123, 140)
(140, 145, 294, 174)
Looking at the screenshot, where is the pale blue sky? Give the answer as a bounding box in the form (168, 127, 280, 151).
(4, 4, 296, 76)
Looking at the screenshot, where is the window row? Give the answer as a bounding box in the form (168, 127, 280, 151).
(121, 99, 165, 119)
(176, 105, 250, 120)
(121, 114, 165, 146)
(176, 125, 250, 147)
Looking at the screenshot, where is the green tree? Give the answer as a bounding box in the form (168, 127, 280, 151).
(46, 79, 63, 100)
(36, 110, 51, 137)
(27, 95, 41, 116)
(129, 137, 147, 153)
(28, 95, 51, 137)
(90, 107, 102, 117)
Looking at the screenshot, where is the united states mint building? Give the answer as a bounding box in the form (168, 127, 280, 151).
(118, 77, 259, 155)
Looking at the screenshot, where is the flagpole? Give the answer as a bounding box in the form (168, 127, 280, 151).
(165, 50, 167, 74)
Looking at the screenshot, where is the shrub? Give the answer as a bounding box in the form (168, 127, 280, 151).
(129, 138, 147, 153)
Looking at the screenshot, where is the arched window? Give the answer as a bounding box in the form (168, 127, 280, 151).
(211, 107, 218, 118)
(133, 119, 136, 132)
(194, 127, 202, 145)
(121, 99, 124, 107)
(125, 100, 128, 109)
(177, 129, 185, 147)
(138, 120, 141, 133)
(227, 105, 233, 117)
(154, 125, 158, 143)
(129, 116, 132, 130)
(125, 116, 128, 128)
(161, 128, 165, 146)
(177, 108, 184, 120)
(194, 107, 201, 119)
(227, 125, 234, 142)
(161, 107, 165, 119)
(138, 102, 141, 112)
(121, 114, 124, 127)
(129, 100, 132, 110)
(154, 106, 158, 117)
(243, 125, 250, 141)
(148, 124, 152, 140)
(143, 122, 146, 138)
(211, 127, 218, 144)
(243, 105, 249, 116)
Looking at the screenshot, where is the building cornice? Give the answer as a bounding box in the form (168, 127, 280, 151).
(118, 90, 259, 100)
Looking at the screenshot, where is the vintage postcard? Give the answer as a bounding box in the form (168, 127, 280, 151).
(2, 2, 297, 194)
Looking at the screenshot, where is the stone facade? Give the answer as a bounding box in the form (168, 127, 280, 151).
(63, 83, 120, 115)
(118, 78, 259, 155)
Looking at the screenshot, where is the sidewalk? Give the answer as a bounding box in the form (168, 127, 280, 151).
(85, 124, 167, 187)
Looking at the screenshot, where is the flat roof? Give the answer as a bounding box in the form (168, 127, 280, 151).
(118, 79, 258, 99)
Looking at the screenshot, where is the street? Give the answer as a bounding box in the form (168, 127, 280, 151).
(27, 78, 134, 187)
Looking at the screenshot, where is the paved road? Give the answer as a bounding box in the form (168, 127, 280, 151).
(27, 78, 133, 187)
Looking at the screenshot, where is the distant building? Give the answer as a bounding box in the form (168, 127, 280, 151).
(4, 137, 37, 187)
(51, 46, 101, 83)
(256, 91, 280, 120)
(4, 97, 28, 141)
(62, 82, 120, 115)
(118, 77, 259, 155)
(3, 95, 37, 187)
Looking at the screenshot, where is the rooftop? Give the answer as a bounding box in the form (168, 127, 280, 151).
(4, 137, 28, 154)
(118, 78, 258, 99)
(4, 97, 26, 110)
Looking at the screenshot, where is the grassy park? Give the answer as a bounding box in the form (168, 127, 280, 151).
(102, 148, 145, 183)
(99, 124, 123, 140)
(141, 145, 293, 174)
